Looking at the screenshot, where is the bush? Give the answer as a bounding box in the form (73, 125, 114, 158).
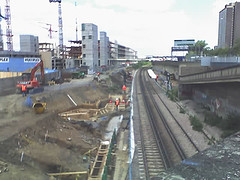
(167, 87, 178, 102)
(204, 112, 222, 127)
(221, 130, 237, 138)
(204, 111, 240, 138)
(189, 115, 203, 132)
(179, 107, 186, 114)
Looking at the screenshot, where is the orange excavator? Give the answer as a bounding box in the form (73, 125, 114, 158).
(16, 60, 45, 94)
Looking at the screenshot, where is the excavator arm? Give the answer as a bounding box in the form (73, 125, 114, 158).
(30, 60, 45, 84)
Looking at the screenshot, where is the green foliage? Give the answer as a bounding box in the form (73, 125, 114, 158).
(132, 61, 151, 69)
(179, 107, 186, 114)
(189, 115, 203, 132)
(205, 38, 240, 56)
(221, 130, 236, 138)
(219, 113, 240, 131)
(167, 87, 178, 102)
(187, 40, 208, 56)
(204, 112, 222, 126)
(167, 91, 175, 101)
(204, 111, 240, 138)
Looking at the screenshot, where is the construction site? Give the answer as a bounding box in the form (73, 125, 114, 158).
(0, 67, 133, 180)
(0, 0, 134, 179)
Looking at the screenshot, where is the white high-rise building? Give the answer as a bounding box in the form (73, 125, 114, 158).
(100, 31, 109, 66)
(81, 23, 98, 70)
(20, 35, 39, 53)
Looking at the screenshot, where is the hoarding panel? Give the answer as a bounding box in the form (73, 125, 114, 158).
(49, 0, 61, 3)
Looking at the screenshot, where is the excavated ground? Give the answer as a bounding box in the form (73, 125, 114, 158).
(0, 72, 127, 180)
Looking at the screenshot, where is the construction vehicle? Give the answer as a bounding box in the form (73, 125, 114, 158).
(16, 60, 45, 94)
(72, 71, 85, 79)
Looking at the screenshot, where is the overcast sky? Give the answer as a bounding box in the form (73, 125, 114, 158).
(0, 0, 235, 57)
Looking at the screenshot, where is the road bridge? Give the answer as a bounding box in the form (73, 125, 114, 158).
(179, 64, 240, 84)
(152, 61, 240, 117)
(177, 64, 240, 117)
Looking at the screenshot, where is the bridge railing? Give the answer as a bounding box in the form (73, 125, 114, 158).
(179, 65, 240, 83)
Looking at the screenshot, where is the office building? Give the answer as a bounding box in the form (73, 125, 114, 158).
(218, 2, 240, 48)
(109, 41, 137, 60)
(171, 39, 195, 61)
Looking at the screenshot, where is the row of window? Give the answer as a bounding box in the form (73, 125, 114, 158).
(82, 35, 92, 40)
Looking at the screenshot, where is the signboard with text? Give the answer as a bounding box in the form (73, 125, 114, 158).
(0, 57, 9, 63)
(24, 58, 41, 63)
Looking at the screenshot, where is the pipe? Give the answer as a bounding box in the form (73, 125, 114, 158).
(67, 94, 77, 106)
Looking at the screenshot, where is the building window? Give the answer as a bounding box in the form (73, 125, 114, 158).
(83, 44, 86, 48)
(82, 36, 85, 40)
(89, 35, 92, 39)
(83, 54, 86, 58)
(82, 24, 85, 31)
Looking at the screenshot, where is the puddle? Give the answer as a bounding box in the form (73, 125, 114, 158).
(104, 115, 123, 140)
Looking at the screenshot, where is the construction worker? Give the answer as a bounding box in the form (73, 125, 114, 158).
(22, 85, 27, 97)
(122, 84, 126, 94)
(109, 98, 113, 104)
(155, 74, 158, 82)
(115, 98, 120, 111)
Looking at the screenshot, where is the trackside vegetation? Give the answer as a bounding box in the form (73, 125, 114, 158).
(189, 115, 203, 132)
(132, 61, 152, 69)
(204, 112, 240, 138)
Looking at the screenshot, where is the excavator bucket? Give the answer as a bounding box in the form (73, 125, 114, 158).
(33, 102, 46, 114)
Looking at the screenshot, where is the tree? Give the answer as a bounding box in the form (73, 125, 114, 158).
(195, 40, 208, 56)
(186, 40, 209, 59)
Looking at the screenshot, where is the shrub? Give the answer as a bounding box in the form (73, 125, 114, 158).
(189, 115, 203, 132)
(167, 87, 178, 102)
(204, 111, 240, 138)
(221, 130, 237, 138)
(204, 112, 222, 127)
(179, 107, 186, 114)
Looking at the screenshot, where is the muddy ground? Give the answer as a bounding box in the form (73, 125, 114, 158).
(0, 72, 128, 180)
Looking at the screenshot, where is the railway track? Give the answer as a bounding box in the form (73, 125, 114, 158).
(135, 69, 169, 179)
(134, 68, 209, 179)
(154, 81, 216, 146)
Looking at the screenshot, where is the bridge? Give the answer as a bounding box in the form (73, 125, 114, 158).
(152, 61, 240, 117)
(179, 64, 240, 84)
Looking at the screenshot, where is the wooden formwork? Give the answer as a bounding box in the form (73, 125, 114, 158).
(58, 100, 115, 120)
(88, 141, 110, 180)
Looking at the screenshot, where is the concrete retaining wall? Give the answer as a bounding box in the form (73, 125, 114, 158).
(180, 82, 240, 117)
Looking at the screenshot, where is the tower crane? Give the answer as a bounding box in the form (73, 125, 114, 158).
(0, 7, 5, 50)
(5, 0, 13, 51)
(49, 0, 63, 57)
(39, 22, 57, 39)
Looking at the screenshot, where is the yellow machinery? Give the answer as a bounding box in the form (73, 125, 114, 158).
(33, 102, 46, 114)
